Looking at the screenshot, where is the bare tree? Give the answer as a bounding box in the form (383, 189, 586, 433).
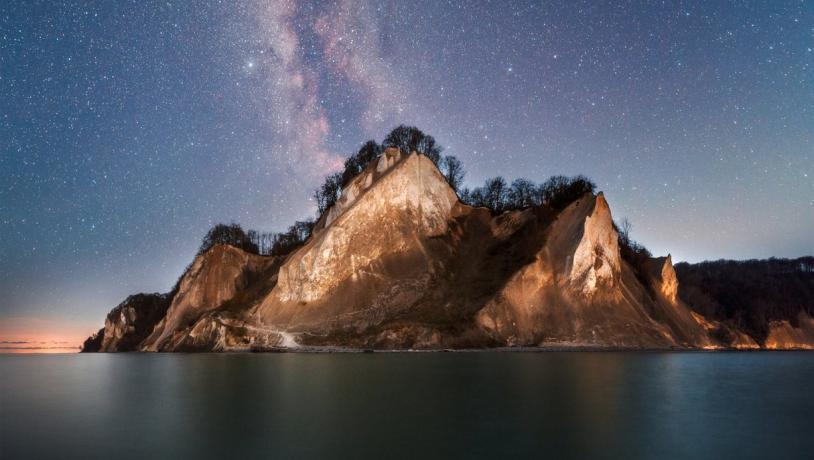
(314, 172, 343, 216)
(507, 178, 537, 208)
(484, 177, 508, 212)
(441, 155, 465, 193)
(618, 217, 632, 247)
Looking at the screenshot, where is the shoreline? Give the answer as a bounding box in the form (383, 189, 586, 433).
(7, 347, 814, 355)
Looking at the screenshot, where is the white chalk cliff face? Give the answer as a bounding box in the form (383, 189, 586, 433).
(83, 148, 814, 351)
(140, 245, 279, 351)
(474, 193, 711, 348)
(565, 193, 621, 296)
(253, 150, 459, 331)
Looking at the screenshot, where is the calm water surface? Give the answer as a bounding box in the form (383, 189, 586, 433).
(1, 352, 813, 459)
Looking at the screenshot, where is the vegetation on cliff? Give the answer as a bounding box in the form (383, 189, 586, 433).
(81, 328, 104, 352)
(201, 126, 605, 259)
(460, 175, 596, 213)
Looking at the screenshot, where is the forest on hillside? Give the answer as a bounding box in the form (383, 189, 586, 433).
(676, 257, 814, 344)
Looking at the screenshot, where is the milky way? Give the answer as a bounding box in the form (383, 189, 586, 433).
(1, 1, 812, 342)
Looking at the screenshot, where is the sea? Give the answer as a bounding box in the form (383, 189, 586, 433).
(1, 351, 812, 459)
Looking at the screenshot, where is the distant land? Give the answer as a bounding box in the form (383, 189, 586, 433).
(82, 127, 814, 352)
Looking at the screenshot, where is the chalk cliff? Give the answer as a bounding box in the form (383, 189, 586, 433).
(82, 150, 814, 351)
(81, 293, 171, 352)
(138, 244, 283, 351)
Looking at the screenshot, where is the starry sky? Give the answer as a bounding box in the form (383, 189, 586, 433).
(1, 0, 812, 347)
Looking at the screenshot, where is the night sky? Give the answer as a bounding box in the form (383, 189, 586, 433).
(1, 1, 812, 346)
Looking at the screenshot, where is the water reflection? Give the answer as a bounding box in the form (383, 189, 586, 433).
(2, 352, 813, 459)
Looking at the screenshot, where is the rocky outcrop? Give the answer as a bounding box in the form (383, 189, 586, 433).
(647, 256, 678, 304)
(641, 255, 714, 347)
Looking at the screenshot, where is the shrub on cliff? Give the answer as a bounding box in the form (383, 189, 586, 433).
(314, 140, 384, 216)
(506, 178, 537, 209)
(313, 128, 449, 219)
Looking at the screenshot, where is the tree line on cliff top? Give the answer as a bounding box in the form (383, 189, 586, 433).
(199, 125, 602, 257)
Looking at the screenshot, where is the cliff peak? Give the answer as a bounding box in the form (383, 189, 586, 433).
(547, 192, 621, 296)
(647, 254, 679, 304)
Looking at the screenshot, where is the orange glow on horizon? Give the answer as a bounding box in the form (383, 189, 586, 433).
(0, 317, 95, 354)
(1, 347, 80, 354)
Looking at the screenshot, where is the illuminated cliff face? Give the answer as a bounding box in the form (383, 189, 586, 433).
(139, 245, 277, 351)
(279, 151, 455, 302)
(473, 193, 712, 348)
(649, 255, 679, 305)
(565, 193, 621, 296)
(253, 151, 459, 327)
(135, 155, 730, 350)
